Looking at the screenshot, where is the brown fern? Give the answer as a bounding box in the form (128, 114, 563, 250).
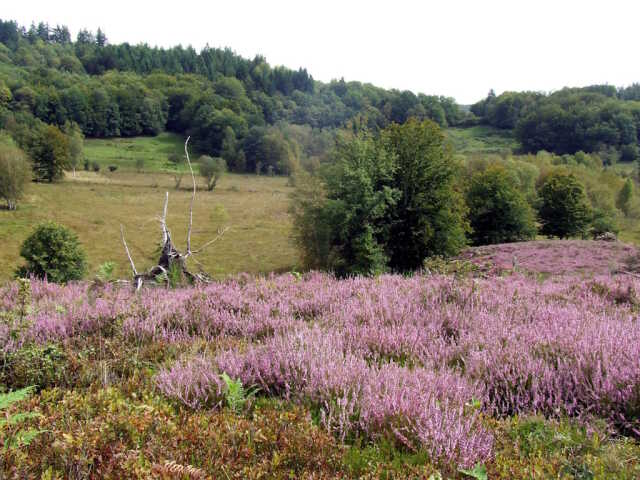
(151, 460, 208, 479)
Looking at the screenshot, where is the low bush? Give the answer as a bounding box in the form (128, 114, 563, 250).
(3, 385, 347, 479)
(15, 222, 87, 283)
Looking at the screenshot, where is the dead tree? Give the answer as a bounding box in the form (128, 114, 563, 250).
(121, 137, 229, 290)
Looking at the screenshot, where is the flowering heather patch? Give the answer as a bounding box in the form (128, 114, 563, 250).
(3, 241, 640, 469)
(154, 271, 640, 466)
(457, 239, 638, 275)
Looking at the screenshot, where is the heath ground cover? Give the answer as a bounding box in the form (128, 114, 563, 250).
(2, 241, 640, 478)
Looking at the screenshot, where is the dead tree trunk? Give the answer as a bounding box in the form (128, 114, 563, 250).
(120, 137, 228, 290)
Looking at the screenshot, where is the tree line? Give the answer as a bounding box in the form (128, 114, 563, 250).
(0, 18, 465, 177)
(470, 87, 640, 160)
(292, 119, 637, 276)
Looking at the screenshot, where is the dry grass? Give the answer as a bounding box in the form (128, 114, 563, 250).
(0, 171, 297, 280)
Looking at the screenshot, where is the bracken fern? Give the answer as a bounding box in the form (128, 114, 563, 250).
(0, 386, 44, 452)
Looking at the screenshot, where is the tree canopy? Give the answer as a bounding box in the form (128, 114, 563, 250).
(466, 166, 537, 245)
(538, 172, 592, 239)
(292, 119, 468, 275)
(0, 18, 467, 176)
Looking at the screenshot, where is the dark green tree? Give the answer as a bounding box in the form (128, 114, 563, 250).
(95, 28, 107, 47)
(292, 120, 468, 275)
(538, 172, 591, 238)
(16, 222, 88, 282)
(382, 119, 468, 270)
(466, 166, 537, 245)
(291, 133, 398, 276)
(621, 143, 639, 162)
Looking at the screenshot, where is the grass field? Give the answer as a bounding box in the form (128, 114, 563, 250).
(83, 132, 188, 172)
(0, 171, 297, 280)
(446, 125, 520, 155)
(4, 131, 639, 282)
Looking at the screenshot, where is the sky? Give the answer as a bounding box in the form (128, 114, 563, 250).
(4, 0, 639, 104)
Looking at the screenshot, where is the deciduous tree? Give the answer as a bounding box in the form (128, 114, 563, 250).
(0, 143, 31, 210)
(538, 172, 591, 238)
(199, 155, 227, 191)
(466, 166, 537, 245)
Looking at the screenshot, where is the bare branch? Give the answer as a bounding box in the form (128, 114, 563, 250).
(160, 191, 170, 245)
(184, 136, 196, 255)
(118, 137, 227, 289)
(120, 225, 138, 276)
(188, 226, 230, 256)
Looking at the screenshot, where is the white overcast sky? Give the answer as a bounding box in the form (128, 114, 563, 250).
(3, 0, 639, 104)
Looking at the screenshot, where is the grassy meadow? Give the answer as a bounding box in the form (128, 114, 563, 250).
(0, 170, 297, 280)
(83, 133, 188, 172)
(3, 129, 640, 281)
(446, 125, 519, 156)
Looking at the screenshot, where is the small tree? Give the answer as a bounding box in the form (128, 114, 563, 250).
(0, 143, 31, 210)
(538, 172, 591, 239)
(291, 133, 397, 276)
(221, 126, 245, 172)
(16, 222, 87, 283)
(167, 152, 183, 189)
(199, 156, 227, 191)
(32, 125, 70, 182)
(466, 166, 537, 245)
(65, 123, 84, 177)
(616, 178, 634, 216)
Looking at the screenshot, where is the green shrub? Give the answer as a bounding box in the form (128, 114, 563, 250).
(15, 222, 87, 283)
(1, 344, 69, 391)
(0, 142, 31, 210)
(96, 261, 116, 282)
(220, 373, 259, 415)
(590, 209, 619, 237)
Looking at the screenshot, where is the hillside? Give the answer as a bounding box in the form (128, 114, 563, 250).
(0, 18, 466, 178)
(458, 239, 638, 276)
